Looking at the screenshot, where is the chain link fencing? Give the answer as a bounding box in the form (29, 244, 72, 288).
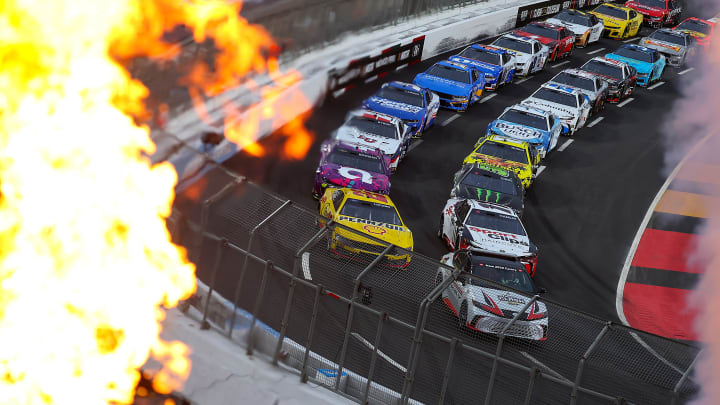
(168, 147, 701, 404)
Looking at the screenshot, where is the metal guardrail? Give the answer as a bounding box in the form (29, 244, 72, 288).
(169, 151, 701, 405)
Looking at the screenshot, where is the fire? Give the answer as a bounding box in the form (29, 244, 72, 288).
(0, 0, 312, 403)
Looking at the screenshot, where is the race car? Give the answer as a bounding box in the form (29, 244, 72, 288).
(362, 81, 440, 137)
(463, 135, 540, 189)
(413, 60, 486, 112)
(512, 21, 575, 62)
(333, 110, 412, 172)
(521, 84, 592, 135)
(641, 28, 697, 67)
(436, 250, 548, 340)
(579, 57, 637, 103)
(491, 34, 550, 76)
(319, 188, 413, 267)
(604, 44, 666, 86)
(486, 104, 568, 157)
(674, 17, 715, 49)
(449, 44, 516, 90)
(546, 9, 604, 48)
(590, 3, 643, 39)
(547, 68, 609, 115)
(450, 163, 525, 215)
(438, 199, 538, 276)
(625, 0, 682, 27)
(312, 140, 391, 199)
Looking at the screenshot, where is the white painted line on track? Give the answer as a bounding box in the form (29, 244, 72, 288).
(536, 165, 547, 177)
(408, 139, 423, 152)
(301, 252, 312, 280)
(586, 47, 606, 55)
(587, 116, 604, 128)
(480, 93, 497, 103)
(441, 113, 461, 126)
(623, 37, 639, 43)
(557, 139, 574, 152)
(647, 81, 665, 90)
(516, 77, 531, 84)
(520, 351, 572, 384)
(678, 67, 694, 75)
(551, 60, 571, 68)
(352, 332, 407, 372)
(617, 97, 635, 108)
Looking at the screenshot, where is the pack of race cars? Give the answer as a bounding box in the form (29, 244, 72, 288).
(312, 6, 715, 341)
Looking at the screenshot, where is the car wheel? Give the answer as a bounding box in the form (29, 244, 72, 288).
(458, 302, 468, 329)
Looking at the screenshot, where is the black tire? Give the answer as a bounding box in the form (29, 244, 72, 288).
(458, 302, 468, 329)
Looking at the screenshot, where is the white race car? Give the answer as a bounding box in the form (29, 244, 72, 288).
(334, 110, 412, 171)
(491, 34, 550, 76)
(439, 198, 538, 276)
(436, 250, 548, 340)
(521, 83, 592, 135)
(546, 9, 604, 47)
(547, 68, 609, 115)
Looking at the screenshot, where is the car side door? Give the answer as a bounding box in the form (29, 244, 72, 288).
(561, 28, 574, 51)
(590, 14, 603, 42)
(471, 69, 484, 99)
(502, 52, 516, 82)
(448, 251, 471, 305)
(324, 189, 344, 220)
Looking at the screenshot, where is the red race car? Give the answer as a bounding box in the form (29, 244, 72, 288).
(674, 17, 715, 49)
(625, 0, 682, 28)
(513, 22, 574, 62)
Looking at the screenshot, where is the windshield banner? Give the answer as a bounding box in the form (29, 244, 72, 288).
(516, 0, 607, 27)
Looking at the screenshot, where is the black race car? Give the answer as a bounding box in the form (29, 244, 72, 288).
(450, 163, 525, 215)
(579, 56, 637, 103)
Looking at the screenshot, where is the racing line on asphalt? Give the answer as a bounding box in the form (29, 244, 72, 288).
(648, 81, 666, 90)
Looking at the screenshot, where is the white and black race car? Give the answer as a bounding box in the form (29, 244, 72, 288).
(546, 9, 604, 47)
(436, 250, 548, 341)
(547, 68, 609, 115)
(521, 83, 592, 135)
(439, 199, 538, 276)
(491, 34, 550, 76)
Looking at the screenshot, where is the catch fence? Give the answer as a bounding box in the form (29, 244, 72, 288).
(169, 154, 701, 405)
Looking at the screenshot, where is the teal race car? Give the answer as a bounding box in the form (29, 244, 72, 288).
(604, 44, 666, 86)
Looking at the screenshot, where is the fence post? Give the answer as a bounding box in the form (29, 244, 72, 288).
(670, 350, 701, 405)
(201, 238, 228, 330)
(196, 178, 243, 262)
(570, 322, 611, 405)
(228, 200, 292, 338)
(362, 311, 388, 404)
(523, 367, 541, 405)
(438, 338, 459, 404)
(300, 284, 324, 383)
(246, 261, 273, 356)
(334, 243, 395, 392)
(484, 295, 539, 405)
(272, 223, 333, 366)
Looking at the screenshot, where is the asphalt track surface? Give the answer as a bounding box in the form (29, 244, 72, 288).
(173, 3, 716, 403)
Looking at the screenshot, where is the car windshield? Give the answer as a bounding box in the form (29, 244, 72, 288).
(376, 86, 424, 107)
(346, 116, 399, 140)
(552, 72, 595, 91)
(582, 60, 623, 80)
(340, 199, 402, 225)
(458, 47, 501, 65)
(466, 209, 526, 235)
(425, 64, 471, 83)
(677, 19, 712, 35)
(594, 5, 627, 19)
(650, 30, 687, 45)
(469, 262, 535, 293)
(327, 148, 384, 173)
(555, 10, 591, 25)
(521, 24, 560, 39)
(499, 109, 549, 130)
(476, 141, 529, 164)
(461, 170, 519, 196)
(532, 87, 578, 107)
(635, 0, 666, 8)
(493, 36, 533, 54)
(613, 47, 653, 62)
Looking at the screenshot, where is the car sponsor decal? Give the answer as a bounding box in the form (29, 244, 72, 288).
(494, 122, 543, 139)
(643, 40, 682, 52)
(368, 97, 423, 113)
(467, 227, 530, 246)
(338, 167, 374, 184)
(525, 100, 575, 116)
(338, 215, 404, 231)
(496, 292, 526, 306)
(362, 224, 388, 235)
(349, 189, 389, 202)
(475, 164, 510, 177)
(475, 188, 503, 203)
(357, 134, 378, 143)
(470, 154, 527, 169)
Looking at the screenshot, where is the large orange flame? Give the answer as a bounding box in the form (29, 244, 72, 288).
(0, 0, 311, 403)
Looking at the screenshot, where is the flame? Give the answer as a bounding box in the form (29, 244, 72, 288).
(0, 0, 313, 403)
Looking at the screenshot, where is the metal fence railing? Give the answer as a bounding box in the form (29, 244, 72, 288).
(168, 148, 701, 405)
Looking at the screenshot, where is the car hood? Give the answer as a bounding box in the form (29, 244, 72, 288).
(604, 54, 654, 72)
(335, 127, 401, 155)
(490, 120, 548, 144)
(594, 14, 625, 26)
(521, 98, 577, 120)
(516, 31, 556, 46)
(335, 216, 413, 250)
(318, 163, 389, 193)
(413, 74, 470, 95)
(449, 56, 502, 75)
(494, 47, 532, 63)
(363, 97, 424, 121)
(640, 37, 685, 55)
(466, 153, 529, 175)
(469, 286, 548, 320)
(626, 2, 665, 16)
(545, 19, 589, 35)
(675, 28, 708, 39)
(454, 185, 522, 212)
(464, 225, 530, 256)
(547, 81, 599, 100)
(582, 70, 621, 86)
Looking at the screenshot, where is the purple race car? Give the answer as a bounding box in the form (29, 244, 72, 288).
(312, 140, 392, 199)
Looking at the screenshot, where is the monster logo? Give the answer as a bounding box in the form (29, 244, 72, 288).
(339, 167, 374, 184)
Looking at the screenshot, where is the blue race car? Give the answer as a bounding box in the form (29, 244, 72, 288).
(486, 104, 569, 159)
(604, 44, 666, 87)
(449, 44, 516, 90)
(362, 81, 440, 137)
(413, 60, 486, 112)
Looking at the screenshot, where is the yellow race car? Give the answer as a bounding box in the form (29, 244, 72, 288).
(319, 188, 413, 267)
(463, 135, 540, 189)
(590, 3, 643, 39)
